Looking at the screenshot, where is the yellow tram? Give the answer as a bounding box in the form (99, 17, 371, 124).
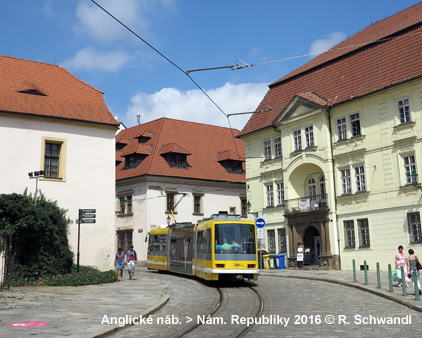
(147, 212, 259, 281)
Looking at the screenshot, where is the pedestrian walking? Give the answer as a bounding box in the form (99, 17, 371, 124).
(114, 248, 125, 282)
(126, 245, 137, 280)
(297, 242, 304, 268)
(395, 245, 410, 287)
(406, 248, 422, 295)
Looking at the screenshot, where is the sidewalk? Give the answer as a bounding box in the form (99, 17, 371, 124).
(260, 268, 422, 312)
(0, 268, 170, 338)
(1, 267, 421, 338)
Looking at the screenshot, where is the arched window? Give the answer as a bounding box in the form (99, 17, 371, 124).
(320, 176, 326, 195)
(308, 178, 316, 197)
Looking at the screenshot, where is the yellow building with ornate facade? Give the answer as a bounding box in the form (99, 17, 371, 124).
(239, 4, 422, 270)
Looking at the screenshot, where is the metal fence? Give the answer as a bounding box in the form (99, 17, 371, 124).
(0, 234, 12, 290)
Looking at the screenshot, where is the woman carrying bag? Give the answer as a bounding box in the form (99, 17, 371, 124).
(406, 248, 422, 295)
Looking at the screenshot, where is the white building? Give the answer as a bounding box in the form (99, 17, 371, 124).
(0, 55, 118, 268)
(116, 118, 247, 264)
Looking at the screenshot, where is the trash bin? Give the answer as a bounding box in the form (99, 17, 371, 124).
(262, 254, 270, 269)
(269, 255, 276, 269)
(274, 254, 286, 269)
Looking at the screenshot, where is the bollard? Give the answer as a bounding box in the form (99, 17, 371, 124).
(388, 264, 393, 292)
(353, 259, 357, 282)
(401, 266, 407, 296)
(413, 268, 420, 301)
(364, 260, 368, 285)
(376, 262, 381, 288)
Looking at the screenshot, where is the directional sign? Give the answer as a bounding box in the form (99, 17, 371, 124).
(81, 209, 96, 214)
(255, 218, 266, 228)
(79, 209, 96, 223)
(81, 218, 96, 224)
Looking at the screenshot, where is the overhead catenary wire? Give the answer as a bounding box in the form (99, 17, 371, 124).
(89, 0, 243, 157)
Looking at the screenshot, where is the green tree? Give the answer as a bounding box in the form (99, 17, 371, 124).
(0, 192, 73, 281)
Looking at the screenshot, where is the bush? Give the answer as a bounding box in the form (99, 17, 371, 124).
(0, 192, 74, 281)
(41, 265, 117, 286)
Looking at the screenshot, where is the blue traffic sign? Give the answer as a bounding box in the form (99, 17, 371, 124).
(255, 218, 266, 228)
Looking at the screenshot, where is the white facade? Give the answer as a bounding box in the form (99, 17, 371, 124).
(116, 176, 246, 264)
(0, 115, 116, 268)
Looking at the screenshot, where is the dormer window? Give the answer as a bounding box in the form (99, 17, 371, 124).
(136, 131, 154, 144)
(159, 143, 191, 169)
(217, 150, 244, 174)
(124, 154, 147, 169)
(219, 160, 244, 174)
(17, 89, 47, 96)
(163, 153, 188, 168)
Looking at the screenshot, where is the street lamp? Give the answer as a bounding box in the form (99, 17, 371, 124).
(28, 170, 45, 205)
(166, 215, 171, 226)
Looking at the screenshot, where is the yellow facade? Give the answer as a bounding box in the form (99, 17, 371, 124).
(242, 80, 422, 270)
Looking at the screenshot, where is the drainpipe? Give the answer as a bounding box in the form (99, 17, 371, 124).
(327, 107, 341, 270)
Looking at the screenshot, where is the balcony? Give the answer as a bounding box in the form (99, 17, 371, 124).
(284, 194, 328, 214)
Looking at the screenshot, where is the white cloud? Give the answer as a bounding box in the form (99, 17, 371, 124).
(309, 31, 347, 56)
(123, 82, 269, 130)
(75, 0, 174, 43)
(62, 47, 134, 72)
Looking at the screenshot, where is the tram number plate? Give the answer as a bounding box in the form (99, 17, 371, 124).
(257, 228, 265, 239)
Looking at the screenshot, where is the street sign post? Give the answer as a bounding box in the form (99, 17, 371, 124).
(77, 209, 96, 272)
(255, 218, 266, 228)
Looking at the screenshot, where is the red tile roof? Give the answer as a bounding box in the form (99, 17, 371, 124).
(159, 142, 191, 155)
(0, 54, 118, 126)
(116, 118, 245, 183)
(240, 3, 422, 136)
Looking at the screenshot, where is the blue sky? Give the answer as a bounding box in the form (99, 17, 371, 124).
(1, 0, 419, 130)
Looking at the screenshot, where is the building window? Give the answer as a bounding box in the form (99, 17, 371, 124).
(166, 192, 176, 213)
(403, 155, 417, 185)
(398, 98, 411, 124)
(341, 169, 351, 194)
(266, 184, 274, 207)
(240, 197, 247, 218)
(408, 212, 422, 243)
(267, 229, 276, 254)
(354, 165, 366, 192)
(344, 220, 355, 248)
(118, 195, 133, 215)
(193, 194, 203, 215)
(304, 126, 314, 147)
(308, 178, 316, 197)
(44, 142, 61, 178)
(264, 139, 271, 160)
(125, 154, 146, 169)
(350, 113, 361, 137)
(320, 176, 326, 195)
(162, 153, 188, 168)
(276, 182, 284, 206)
(358, 219, 370, 247)
(277, 228, 287, 253)
(336, 118, 347, 141)
(274, 137, 282, 157)
(42, 137, 66, 180)
(293, 129, 302, 151)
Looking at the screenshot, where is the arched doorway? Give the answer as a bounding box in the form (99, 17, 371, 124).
(304, 226, 321, 265)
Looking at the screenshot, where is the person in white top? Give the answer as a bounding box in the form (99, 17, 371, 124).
(297, 242, 304, 268)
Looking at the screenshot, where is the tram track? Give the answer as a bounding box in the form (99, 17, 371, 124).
(175, 283, 265, 338)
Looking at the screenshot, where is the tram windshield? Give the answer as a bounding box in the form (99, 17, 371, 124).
(215, 223, 256, 254)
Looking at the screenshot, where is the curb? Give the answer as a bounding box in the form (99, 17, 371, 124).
(261, 272, 422, 313)
(92, 284, 172, 338)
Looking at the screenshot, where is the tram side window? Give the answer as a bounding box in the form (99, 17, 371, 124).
(148, 235, 156, 253)
(197, 231, 206, 253)
(159, 235, 166, 253)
